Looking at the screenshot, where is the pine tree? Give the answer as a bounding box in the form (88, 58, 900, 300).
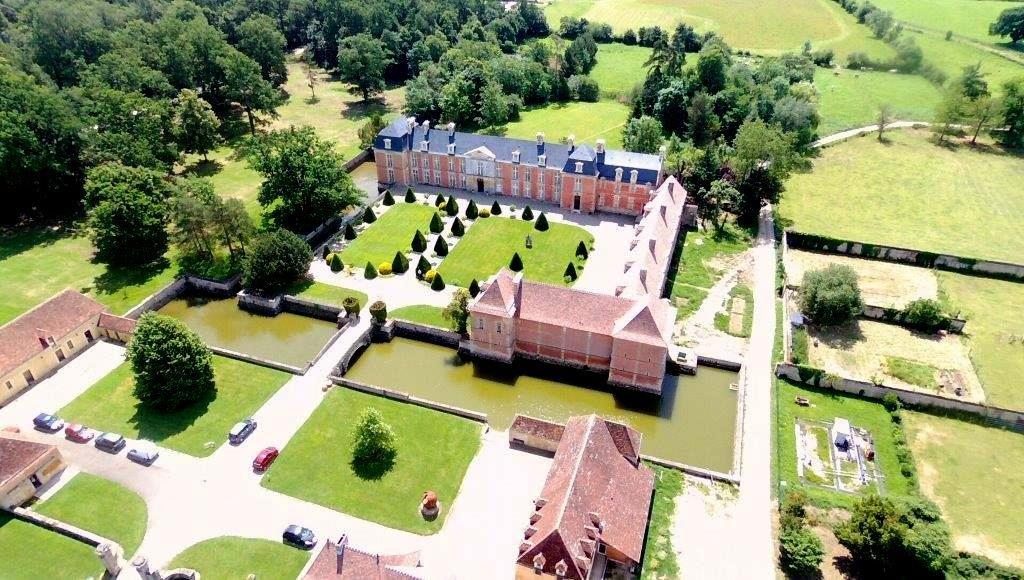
(509, 252, 524, 271)
(445, 195, 459, 216)
(416, 255, 431, 278)
(434, 235, 449, 256)
(405, 187, 416, 203)
(564, 262, 578, 281)
(429, 212, 444, 233)
(535, 212, 549, 231)
(491, 200, 503, 215)
(364, 207, 377, 223)
(411, 229, 427, 252)
(344, 223, 357, 240)
(364, 261, 378, 279)
(330, 253, 344, 272)
(451, 217, 465, 236)
(430, 271, 446, 290)
(392, 251, 409, 273)
(469, 278, 480, 297)
(382, 189, 395, 205)
(576, 240, 589, 259)
(466, 199, 479, 219)
(522, 205, 534, 220)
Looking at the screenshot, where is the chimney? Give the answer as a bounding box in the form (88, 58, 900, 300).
(658, 144, 667, 160)
(406, 116, 416, 133)
(596, 139, 605, 154)
(567, 134, 575, 151)
(447, 121, 455, 134)
(536, 131, 544, 145)
(422, 120, 430, 135)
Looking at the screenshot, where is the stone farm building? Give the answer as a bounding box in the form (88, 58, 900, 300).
(0, 290, 136, 406)
(374, 118, 665, 215)
(466, 177, 687, 394)
(0, 433, 66, 508)
(510, 414, 655, 579)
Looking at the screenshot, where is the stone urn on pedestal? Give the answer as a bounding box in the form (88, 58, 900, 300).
(421, 490, 441, 521)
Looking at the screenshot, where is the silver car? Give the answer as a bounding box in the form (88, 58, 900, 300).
(127, 442, 159, 466)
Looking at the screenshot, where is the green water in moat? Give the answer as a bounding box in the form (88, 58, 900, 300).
(347, 338, 739, 472)
(159, 297, 338, 368)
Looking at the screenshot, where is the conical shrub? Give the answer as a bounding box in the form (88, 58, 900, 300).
(465, 199, 479, 219)
(534, 212, 549, 231)
(405, 187, 416, 203)
(469, 279, 480, 297)
(509, 252, 524, 272)
(435, 194, 447, 207)
(411, 229, 427, 252)
(321, 245, 331, 259)
(416, 255, 431, 278)
(491, 200, 502, 215)
(445, 195, 459, 216)
(451, 217, 465, 237)
(363, 207, 377, 224)
(382, 189, 395, 205)
(434, 235, 449, 257)
(564, 261, 577, 281)
(576, 240, 589, 259)
(522, 205, 534, 220)
(430, 271, 446, 291)
(429, 212, 444, 234)
(364, 262, 378, 279)
(344, 223, 357, 240)
(330, 253, 344, 272)
(392, 251, 409, 273)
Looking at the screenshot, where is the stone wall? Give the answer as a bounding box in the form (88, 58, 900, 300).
(775, 362, 1024, 431)
(9, 506, 116, 549)
(188, 273, 241, 296)
(344, 148, 373, 171)
(334, 324, 372, 375)
(208, 345, 305, 375)
(125, 277, 190, 318)
(392, 320, 462, 347)
(332, 378, 488, 423)
(860, 304, 966, 333)
(236, 291, 282, 315)
(786, 230, 1024, 282)
(281, 295, 344, 323)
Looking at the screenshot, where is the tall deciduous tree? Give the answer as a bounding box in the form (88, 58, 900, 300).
(172, 89, 220, 162)
(999, 78, 1024, 149)
(442, 288, 472, 335)
(622, 115, 664, 154)
(127, 312, 215, 410)
(799, 264, 864, 325)
(990, 7, 1024, 44)
(337, 33, 392, 101)
(219, 49, 281, 135)
(84, 163, 172, 265)
(351, 407, 397, 469)
(236, 14, 288, 87)
(241, 228, 313, 293)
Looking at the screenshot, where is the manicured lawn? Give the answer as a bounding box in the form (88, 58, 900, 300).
(867, 0, 1024, 46)
(780, 129, 1024, 263)
(390, 304, 449, 329)
(496, 100, 630, 149)
(59, 356, 291, 457)
(341, 204, 440, 268)
(666, 222, 752, 319)
(0, 513, 101, 579)
(640, 464, 683, 580)
(938, 272, 1024, 409)
(904, 412, 1024, 568)
(178, 146, 264, 221)
(591, 43, 652, 99)
(285, 279, 368, 309)
(0, 227, 177, 325)
(35, 473, 148, 555)
(815, 69, 942, 134)
(544, 0, 844, 50)
(262, 387, 482, 534)
(168, 537, 310, 579)
(437, 215, 593, 287)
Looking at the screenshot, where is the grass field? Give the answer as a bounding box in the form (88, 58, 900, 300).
(911, 32, 1024, 93)
(169, 537, 310, 579)
(815, 69, 942, 134)
(816, 0, 897, 63)
(591, 43, 651, 99)
(904, 412, 1024, 568)
(341, 204, 440, 268)
(666, 222, 752, 319)
(262, 387, 482, 534)
(285, 279, 367, 308)
(640, 464, 683, 580)
(390, 304, 449, 328)
(938, 273, 1024, 409)
(438, 215, 593, 287)
(868, 0, 1024, 46)
(781, 129, 1024, 263)
(178, 146, 264, 220)
(0, 513, 101, 579)
(35, 473, 148, 555)
(496, 100, 629, 149)
(60, 356, 291, 457)
(543, 0, 844, 50)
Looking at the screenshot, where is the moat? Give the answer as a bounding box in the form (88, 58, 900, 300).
(347, 337, 739, 472)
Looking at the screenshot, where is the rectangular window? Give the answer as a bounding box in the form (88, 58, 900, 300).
(524, 170, 531, 183)
(539, 173, 545, 186)
(574, 179, 582, 193)
(512, 166, 518, 181)
(55, 349, 65, 362)
(383, 138, 392, 149)
(538, 154, 546, 167)
(387, 168, 395, 182)
(23, 370, 34, 384)
(614, 195, 621, 208)
(476, 318, 485, 330)
(5, 381, 12, 390)
(496, 322, 502, 334)
(461, 175, 467, 189)
(448, 158, 454, 171)
(524, 183, 531, 197)
(412, 168, 419, 181)
(496, 180, 503, 193)
(575, 162, 583, 173)
(386, 154, 394, 168)
(67, 340, 74, 350)
(555, 173, 562, 190)
(448, 171, 455, 184)
(422, 157, 429, 169)
(433, 157, 440, 170)
(512, 182, 519, 196)
(434, 171, 441, 185)
(420, 140, 428, 152)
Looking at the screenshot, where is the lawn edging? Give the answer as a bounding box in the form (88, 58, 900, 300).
(7, 506, 119, 561)
(331, 377, 488, 424)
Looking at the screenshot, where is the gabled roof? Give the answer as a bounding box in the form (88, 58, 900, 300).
(0, 290, 105, 377)
(97, 313, 137, 334)
(613, 302, 670, 346)
(304, 538, 422, 580)
(0, 433, 55, 488)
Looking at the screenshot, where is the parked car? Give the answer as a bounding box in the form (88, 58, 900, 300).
(282, 525, 316, 549)
(64, 423, 94, 443)
(33, 413, 64, 433)
(228, 418, 257, 445)
(94, 432, 126, 453)
(252, 446, 279, 472)
(127, 442, 159, 466)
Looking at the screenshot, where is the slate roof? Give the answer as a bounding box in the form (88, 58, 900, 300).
(0, 290, 105, 377)
(0, 433, 55, 488)
(516, 415, 654, 580)
(304, 538, 422, 580)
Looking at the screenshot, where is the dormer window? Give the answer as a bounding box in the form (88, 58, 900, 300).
(538, 154, 546, 167)
(420, 140, 428, 152)
(575, 162, 583, 173)
(447, 143, 455, 155)
(383, 138, 391, 149)
(630, 169, 638, 183)
(615, 167, 623, 182)
(512, 150, 521, 163)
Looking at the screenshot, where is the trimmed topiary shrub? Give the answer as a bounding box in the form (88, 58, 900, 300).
(434, 235, 449, 256)
(469, 278, 480, 297)
(491, 200, 502, 215)
(363, 207, 377, 224)
(364, 262, 378, 279)
(465, 199, 479, 219)
(430, 271, 446, 290)
(576, 240, 588, 259)
(522, 205, 534, 220)
(405, 187, 416, 203)
(424, 269, 437, 282)
(344, 223, 357, 240)
(564, 262, 577, 281)
(382, 189, 395, 205)
(329, 253, 344, 272)
(392, 251, 409, 273)
(450, 217, 465, 236)
(435, 194, 447, 207)
(535, 212, 549, 231)
(445, 195, 459, 216)
(478, 208, 491, 218)
(411, 229, 427, 252)
(378, 262, 392, 275)
(416, 255, 431, 279)
(429, 212, 444, 234)
(321, 245, 330, 259)
(342, 295, 361, 316)
(369, 300, 387, 324)
(509, 252, 524, 271)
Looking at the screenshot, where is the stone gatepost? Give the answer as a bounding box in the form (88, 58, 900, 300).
(132, 555, 154, 579)
(95, 542, 123, 576)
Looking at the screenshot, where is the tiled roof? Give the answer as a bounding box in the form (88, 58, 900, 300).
(97, 313, 137, 334)
(510, 415, 565, 443)
(0, 290, 105, 377)
(0, 433, 55, 487)
(472, 270, 520, 316)
(304, 538, 422, 580)
(517, 415, 655, 580)
(618, 176, 687, 300)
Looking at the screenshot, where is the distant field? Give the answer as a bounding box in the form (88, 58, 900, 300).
(590, 43, 651, 99)
(543, 0, 844, 50)
(816, 0, 896, 62)
(498, 100, 629, 149)
(815, 69, 942, 134)
(911, 32, 1024, 92)
(781, 129, 1024, 263)
(868, 0, 1024, 46)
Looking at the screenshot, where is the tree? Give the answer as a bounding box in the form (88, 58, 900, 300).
(834, 495, 908, 576)
(564, 262, 577, 281)
(434, 235, 449, 256)
(999, 78, 1024, 148)
(430, 271, 446, 290)
(338, 34, 392, 101)
(576, 240, 589, 259)
(405, 187, 417, 203)
(509, 252, 524, 271)
(237, 14, 287, 87)
(127, 312, 215, 411)
(219, 49, 281, 135)
(779, 526, 825, 577)
(521, 205, 534, 220)
(903, 298, 945, 331)
(933, 87, 970, 143)
(249, 127, 360, 233)
(345, 223, 357, 240)
(491, 200, 503, 215)
(382, 190, 395, 206)
(732, 119, 796, 220)
(429, 212, 444, 233)
(241, 229, 312, 293)
(359, 113, 388, 149)
(172, 89, 220, 162)
(214, 198, 255, 258)
(85, 164, 170, 266)
(567, 75, 600, 102)
(442, 288, 471, 334)
(687, 92, 720, 147)
(351, 407, 397, 468)
(170, 179, 218, 260)
(451, 217, 466, 236)
(466, 199, 479, 219)
(440, 75, 475, 124)
(364, 207, 377, 223)
(469, 279, 481, 297)
(445, 195, 459, 216)
(990, 7, 1024, 44)
(704, 180, 738, 230)
(876, 103, 894, 141)
(535, 212, 549, 231)
(623, 116, 664, 154)
(799, 265, 864, 325)
(412, 229, 428, 252)
(392, 251, 409, 273)
(301, 52, 319, 102)
(480, 81, 510, 126)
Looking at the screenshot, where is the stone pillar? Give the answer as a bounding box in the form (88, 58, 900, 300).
(132, 555, 154, 580)
(96, 542, 123, 576)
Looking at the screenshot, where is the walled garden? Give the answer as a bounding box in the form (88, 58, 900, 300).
(0, 512, 103, 579)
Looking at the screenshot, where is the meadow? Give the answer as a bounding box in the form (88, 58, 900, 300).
(590, 43, 651, 99)
(868, 0, 1024, 46)
(496, 100, 630, 149)
(814, 69, 942, 134)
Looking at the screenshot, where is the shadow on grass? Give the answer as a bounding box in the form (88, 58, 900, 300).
(808, 322, 866, 351)
(340, 97, 391, 121)
(350, 450, 396, 481)
(179, 159, 225, 179)
(0, 225, 78, 262)
(128, 387, 217, 444)
(89, 256, 171, 299)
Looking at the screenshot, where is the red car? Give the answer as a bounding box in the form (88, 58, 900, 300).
(252, 447, 279, 472)
(64, 423, 94, 443)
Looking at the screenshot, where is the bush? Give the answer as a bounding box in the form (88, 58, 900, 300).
(416, 255, 431, 278)
(535, 212, 549, 231)
(564, 262, 577, 281)
(444, 195, 459, 216)
(882, 393, 902, 413)
(567, 75, 600, 102)
(363, 206, 377, 223)
(779, 526, 825, 578)
(799, 265, 863, 325)
(429, 212, 444, 234)
(329, 253, 344, 272)
(465, 199, 479, 219)
(364, 262, 377, 279)
(522, 205, 534, 220)
(424, 269, 437, 282)
(509, 252, 524, 271)
(404, 187, 416, 203)
(791, 327, 809, 364)
(479, 208, 491, 218)
(342, 295, 361, 315)
(576, 240, 588, 259)
(451, 217, 465, 236)
(378, 262, 392, 275)
(369, 300, 387, 324)
(321, 245, 330, 259)
(344, 223, 356, 240)
(411, 229, 427, 252)
(903, 298, 944, 331)
(351, 407, 397, 468)
(392, 251, 409, 273)
(435, 194, 447, 207)
(622, 29, 637, 45)
(434, 235, 449, 256)
(242, 229, 313, 294)
(430, 271, 445, 290)
(491, 200, 502, 215)
(127, 313, 215, 411)
(469, 278, 480, 297)
(382, 189, 395, 205)
(442, 288, 470, 334)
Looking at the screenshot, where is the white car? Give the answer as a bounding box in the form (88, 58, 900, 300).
(127, 442, 159, 466)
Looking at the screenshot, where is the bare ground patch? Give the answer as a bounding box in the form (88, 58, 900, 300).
(785, 250, 938, 309)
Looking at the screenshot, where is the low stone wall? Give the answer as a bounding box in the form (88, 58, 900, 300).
(334, 324, 372, 375)
(343, 148, 372, 171)
(188, 273, 241, 296)
(125, 277, 189, 318)
(209, 345, 305, 375)
(775, 362, 1024, 431)
(392, 320, 462, 347)
(786, 230, 1024, 282)
(306, 321, 352, 370)
(281, 295, 344, 323)
(10, 506, 115, 549)
(236, 291, 282, 315)
(641, 455, 740, 485)
(695, 355, 743, 372)
(860, 304, 966, 333)
(332, 377, 488, 423)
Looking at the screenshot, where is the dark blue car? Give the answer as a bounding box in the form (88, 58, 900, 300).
(229, 418, 257, 445)
(33, 413, 64, 433)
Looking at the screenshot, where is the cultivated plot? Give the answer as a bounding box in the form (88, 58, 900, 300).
(784, 249, 938, 309)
